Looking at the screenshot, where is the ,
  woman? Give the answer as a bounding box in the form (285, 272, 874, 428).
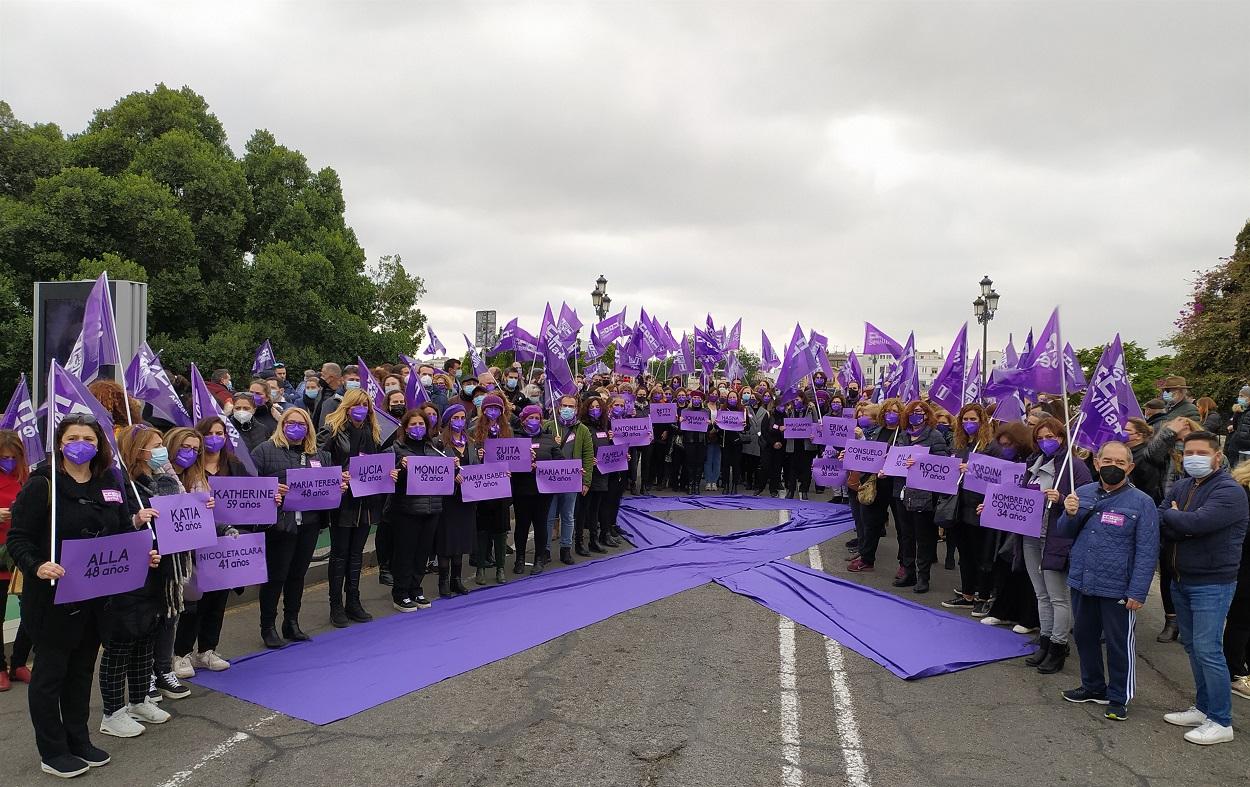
(1226, 461, 1250, 701)
(704, 392, 722, 493)
(387, 409, 443, 610)
(866, 398, 907, 582)
(317, 388, 385, 627)
(251, 408, 332, 648)
(229, 391, 273, 453)
(894, 400, 951, 594)
(172, 418, 248, 675)
(980, 423, 1041, 630)
(941, 404, 998, 611)
(384, 389, 408, 423)
(647, 387, 672, 491)
(577, 395, 613, 554)
(547, 395, 593, 565)
(512, 405, 560, 575)
(471, 394, 514, 585)
(846, 404, 883, 572)
(8, 415, 162, 778)
(755, 390, 784, 498)
(1197, 396, 1224, 435)
(717, 390, 746, 494)
(0, 429, 29, 692)
(1019, 417, 1091, 673)
(782, 394, 815, 500)
(98, 425, 174, 738)
(436, 403, 477, 597)
(1121, 417, 1177, 641)
(86, 380, 141, 435)
(374, 388, 412, 586)
(666, 389, 690, 491)
(601, 395, 631, 542)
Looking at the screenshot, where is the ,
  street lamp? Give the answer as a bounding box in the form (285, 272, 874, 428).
(591, 275, 610, 321)
(973, 275, 1000, 386)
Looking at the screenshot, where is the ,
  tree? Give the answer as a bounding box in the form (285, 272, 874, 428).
(1167, 220, 1250, 406)
(0, 85, 429, 390)
(1074, 340, 1174, 407)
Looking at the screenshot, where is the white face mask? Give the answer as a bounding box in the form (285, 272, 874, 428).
(234, 410, 254, 424)
(1182, 454, 1214, 479)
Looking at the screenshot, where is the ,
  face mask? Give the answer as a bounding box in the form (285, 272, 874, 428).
(483, 383, 496, 392)
(1098, 465, 1126, 486)
(174, 447, 199, 469)
(204, 434, 227, 453)
(762, 395, 772, 404)
(559, 406, 577, 424)
(1038, 437, 1061, 456)
(611, 405, 625, 417)
(283, 422, 308, 442)
(450, 416, 467, 432)
(936, 424, 951, 436)
(63, 441, 98, 465)
(883, 412, 900, 427)
(830, 404, 842, 415)
(251, 393, 266, 407)
(345, 380, 361, 390)
(234, 410, 254, 424)
(1239, 396, 1249, 408)
(506, 378, 518, 390)
(589, 406, 602, 419)
(726, 399, 738, 409)
(389, 404, 406, 418)
(999, 445, 1017, 460)
(304, 388, 319, 400)
(691, 399, 703, 409)
(472, 394, 486, 409)
(455, 369, 463, 380)
(528, 396, 541, 404)
(962, 420, 980, 436)
(857, 416, 873, 428)
(1161, 391, 1174, 404)
(346, 405, 367, 422)
(406, 423, 427, 441)
(484, 406, 503, 421)
(908, 412, 925, 427)
(523, 418, 542, 435)
(463, 384, 477, 397)
(385, 385, 401, 394)
(676, 397, 689, 406)
(652, 394, 663, 403)
(147, 446, 169, 469)
(420, 374, 433, 387)
(0, 457, 16, 474)
(1183, 454, 1214, 478)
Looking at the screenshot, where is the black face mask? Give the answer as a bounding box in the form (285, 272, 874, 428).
(389, 405, 406, 418)
(1098, 465, 1126, 486)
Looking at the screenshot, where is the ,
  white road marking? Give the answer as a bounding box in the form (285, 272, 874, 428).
(778, 613, 804, 787)
(156, 712, 279, 787)
(806, 545, 871, 787)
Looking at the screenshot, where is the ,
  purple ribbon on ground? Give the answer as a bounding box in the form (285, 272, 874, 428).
(54, 530, 152, 604)
(192, 495, 1031, 725)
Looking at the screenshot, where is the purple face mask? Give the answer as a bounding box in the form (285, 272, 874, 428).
(962, 420, 980, 436)
(484, 407, 503, 421)
(349, 405, 369, 422)
(1038, 437, 1062, 456)
(174, 447, 199, 469)
(589, 406, 602, 419)
(857, 416, 873, 428)
(611, 405, 625, 417)
(651, 394, 663, 403)
(523, 418, 542, 435)
(406, 423, 427, 440)
(0, 457, 16, 474)
(203, 434, 227, 453)
(252, 393, 266, 407)
(908, 412, 925, 427)
(999, 444, 1017, 460)
(283, 422, 308, 442)
(450, 417, 466, 433)
(883, 411, 900, 427)
(62, 441, 97, 466)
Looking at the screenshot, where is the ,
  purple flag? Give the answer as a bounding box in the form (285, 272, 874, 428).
(987, 309, 1070, 395)
(349, 453, 396, 497)
(209, 476, 279, 526)
(149, 492, 216, 553)
(615, 333, 644, 376)
(991, 390, 1025, 423)
(399, 353, 430, 409)
(189, 364, 258, 476)
(928, 323, 968, 414)
(887, 332, 920, 403)
(48, 361, 124, 477)
(776, 324, 817, 395)
(594, 308, 628, 345)
(963, 350, 982, 404)
(357, 356, 400, 444)
(557, 303, 583, 353)
(693, 325, 721, 364)
(759, 331, 780, 371)
(54, 529, 152, 604)
(64, 272, 120, 382)
(1072, 335, 1134, 452)
(193, 533, 268, 592)
(808, 330, 833, 378)
(251, 340, 276, 376)
(1, 374, 44, 466)
(460, 463, 511, 502)
(725, 352, 746, 383)
(661, 322, 682, 354)
(490, 318, 520, 354)
(423, 325, 447, 356)
(405, 455, 457, 495)
(511, 324, 540, 363)
(863, 322, 904, 359)
(535, 459, 583, 494)
(1021, 330, 1035, 360)
(727, 319, 742, 352)
(463, 336, 487, 377)
(635, 308, 663, 361)
(125, 342, 191, 427)
(1063, 343, 1087, 391)
(283, 466, 343, 511)
(980, 484, 1045, 537)
(1003, 335, 1019, 369)
(837, 349, 864, 390)
(670, 333, 694, 376)
(540, 304, 577, 397)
